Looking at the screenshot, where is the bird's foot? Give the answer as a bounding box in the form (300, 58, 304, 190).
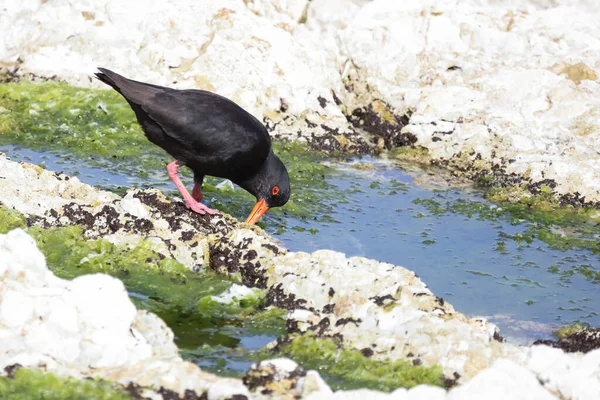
(184, 198, 219, 215)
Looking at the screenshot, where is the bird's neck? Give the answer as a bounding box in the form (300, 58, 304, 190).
(236, 152, 276, 199)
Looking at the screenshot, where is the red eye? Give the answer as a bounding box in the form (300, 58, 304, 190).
(272, 186, 280, 196)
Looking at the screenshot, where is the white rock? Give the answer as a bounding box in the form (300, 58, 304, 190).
(211, 284, 260, 304)
(259, 358, 299, 376)
(45, 298, 80, 334)
(0, 228, 49, 280)
(390, 387, 409, 400)
(301, 370, 333, 397)
(448, 359, 556, 400)
(342, 0, 600, 202)
(405, 385, 447, 400)
(570, 349, 600, 400)
(0, 0, 354, 142)
(0, 290, 34, 329)
(120, 195, 149, 219)
(527, 345, 579, 398)
(207, 380, 251, 400)
(331, 389, 396, 399)
(69, 274, 136, 332)
(0, 228, 242, 396)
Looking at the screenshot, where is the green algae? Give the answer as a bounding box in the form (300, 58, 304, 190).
(180, 306, 287, 377)
(0, 81, 166, 177)
(0, 368, 132, 400)
(554, 323, 589, 339)
(0, 205, 26, 232)
(0, 204, 286, 377)
(273, 334, 445, 391)
(24, 224, 233, 312)
(412, 195, 600, 282)
(0, 81, 341, 232)
(26, 223, 287, 337)
(390, 146, 430, 164)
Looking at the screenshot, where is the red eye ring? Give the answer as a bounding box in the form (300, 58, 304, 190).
(272, 186, 280, 196)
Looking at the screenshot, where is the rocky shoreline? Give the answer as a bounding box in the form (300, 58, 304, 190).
(1, 154, 599, 399)
(2, 0, 600, 398)
(3, 0, 600, 205)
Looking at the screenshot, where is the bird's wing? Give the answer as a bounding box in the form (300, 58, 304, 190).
(98, 69, 271, 170)
(143, 89, 272, 167)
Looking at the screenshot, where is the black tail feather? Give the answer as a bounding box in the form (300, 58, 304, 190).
(94, 68, 167, 104)
(94, 67, 124, 93)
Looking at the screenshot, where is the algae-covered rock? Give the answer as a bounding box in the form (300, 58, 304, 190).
(6, 0, 600, 204)
(0, 0, 370, 154)
(2, 152, 599, 398)
(0, 228, 242, 398)
(243, 358, 304, 397)
(340, 0, 600, 204)
(533, 326, 600, 354)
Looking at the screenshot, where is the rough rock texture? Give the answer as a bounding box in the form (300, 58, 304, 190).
(533, 327, 600, 354)
(243, 358, 304, 397)
(0, 152, 237, 269)
(4, 152, 513, 382)
(2, 153, 600, 398)
(0, 228, 249, 399)
(2, 0, 600, 397)
(0, 0, 370, 154)
(262, 250, 524, 379)
(4, 0, 600, 203)
(339, 0, 600, 204)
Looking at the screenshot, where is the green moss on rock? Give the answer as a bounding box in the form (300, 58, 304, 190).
(0, 205, 286, 376)
(0, 205, 26, 232)
(555, 323, 589, 339)
(274, 334, 445, 391)
(0, 81, 342, 232)
(24, 224, 232, 312)
(0, 368, 132, 400)
(0, 81, 166, 177)
(390, 146, 430, 163)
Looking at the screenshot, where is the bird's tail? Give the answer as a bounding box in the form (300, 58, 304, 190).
(94, 67, 165, 105)
(94, 67, 126, 93)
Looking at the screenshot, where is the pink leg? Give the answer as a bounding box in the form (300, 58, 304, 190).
(167, 161, 218, 215)
(191, 181, 203, 202)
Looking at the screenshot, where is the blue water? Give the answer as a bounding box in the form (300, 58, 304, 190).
(277, 160, 599, 342)
(3, 145, 599, 344)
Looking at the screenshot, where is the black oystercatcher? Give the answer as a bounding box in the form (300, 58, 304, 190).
(94, 68, 290, 224)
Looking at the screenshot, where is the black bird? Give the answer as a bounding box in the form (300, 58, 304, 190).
(94, 68, 290, 224)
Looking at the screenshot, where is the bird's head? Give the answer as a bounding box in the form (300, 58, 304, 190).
(241, 152, 290, 225)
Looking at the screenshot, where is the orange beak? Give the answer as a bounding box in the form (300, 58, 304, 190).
(245, 198, 269, 225)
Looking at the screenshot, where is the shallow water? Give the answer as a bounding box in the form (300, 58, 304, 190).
(3, 143, 600, 367)
(278, 158, 600, 343)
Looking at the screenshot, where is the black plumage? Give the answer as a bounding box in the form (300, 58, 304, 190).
(95, 68, 290, 224)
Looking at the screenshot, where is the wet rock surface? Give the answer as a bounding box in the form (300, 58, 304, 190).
(0, 228, 248, 400)
(0, 0, 370, 155)
(533, 328, 600, 354)
(243, 358, 304, 397)
(339, 0, 600, 204)
(2, 1, 600, 397)
(2, 149, 600, 398)
(4, 1, 600, 203)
